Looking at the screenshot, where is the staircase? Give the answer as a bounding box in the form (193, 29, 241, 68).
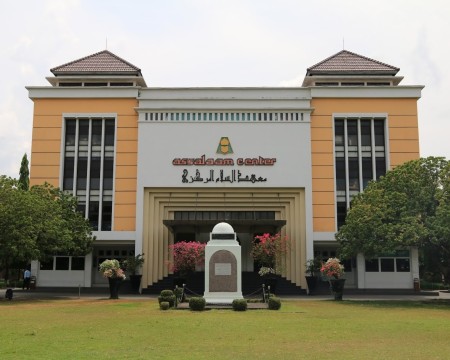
(142, 272, 306, 296)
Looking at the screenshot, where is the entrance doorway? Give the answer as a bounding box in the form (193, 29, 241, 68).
(142, 188, 307, 288)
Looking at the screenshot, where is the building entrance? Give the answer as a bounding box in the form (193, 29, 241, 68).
(140, 188, 309, 289)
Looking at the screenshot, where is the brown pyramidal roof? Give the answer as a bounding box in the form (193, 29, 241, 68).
(306, 50, 399, 76)
(51, 50, 142, 76)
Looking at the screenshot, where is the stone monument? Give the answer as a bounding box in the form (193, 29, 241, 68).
(204, 222, 243, 304)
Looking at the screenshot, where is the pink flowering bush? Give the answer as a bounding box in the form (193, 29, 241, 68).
(99, 259, 126, 279)
(169, 241, 206, 277)
(251, 233, 289, 275)
(320, 257, 345, 279)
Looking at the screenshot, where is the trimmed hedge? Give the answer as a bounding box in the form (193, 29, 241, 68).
(232, 299, 247, 311)
(189, 297, 206, 311)
(158, 289, 176, 308)
(268, 297, 281, 310)
(160, 301, 170, 310)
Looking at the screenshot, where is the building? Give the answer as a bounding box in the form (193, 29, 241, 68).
(27, 49, 423, 291)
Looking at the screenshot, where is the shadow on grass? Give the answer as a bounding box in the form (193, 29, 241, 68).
(338, 299, 450, 310)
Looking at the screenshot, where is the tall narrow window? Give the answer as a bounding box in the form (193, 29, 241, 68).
(62, 117, 115, 231)
(334, 117, 386, 229)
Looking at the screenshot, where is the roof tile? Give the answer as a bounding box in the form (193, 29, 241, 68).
(51, 50, 142, 75)
(307, 50, 399, 75)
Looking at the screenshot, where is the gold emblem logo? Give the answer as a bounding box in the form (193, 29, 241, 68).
(216, 137, 233, 155)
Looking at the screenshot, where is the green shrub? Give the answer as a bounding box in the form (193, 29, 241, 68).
(158, 289, 176, 307)
(160, 289, 174, 297)
(232, 299, 247, 311)
(160, 302, 170, 310)
(268, 297, 281, 310)
(189, 297, 206, 311)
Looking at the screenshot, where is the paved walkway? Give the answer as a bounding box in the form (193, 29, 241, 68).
(1, 288, 449, 302)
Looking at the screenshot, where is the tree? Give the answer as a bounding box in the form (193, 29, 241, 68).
(18, 153, 29, 191)
(336, 157, 450, 284)
(0, 176, 95, 279)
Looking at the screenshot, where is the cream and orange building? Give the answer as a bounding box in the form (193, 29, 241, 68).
(27, 49, 422, 292)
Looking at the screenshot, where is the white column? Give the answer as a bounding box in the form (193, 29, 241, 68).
(356, 253, 366, 289)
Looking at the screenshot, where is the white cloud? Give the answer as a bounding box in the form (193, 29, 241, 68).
(1, 0, 450, 178)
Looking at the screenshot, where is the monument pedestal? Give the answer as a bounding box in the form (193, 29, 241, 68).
(204, 223, 243, 304)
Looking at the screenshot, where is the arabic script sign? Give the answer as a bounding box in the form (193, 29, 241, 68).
(182, 169, 268, 184)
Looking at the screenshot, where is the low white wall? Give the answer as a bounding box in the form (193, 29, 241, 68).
(37, 271, 86, 287)
(364, 272, 413, 289)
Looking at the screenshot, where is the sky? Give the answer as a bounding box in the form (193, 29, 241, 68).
(1, 0, 449, 178)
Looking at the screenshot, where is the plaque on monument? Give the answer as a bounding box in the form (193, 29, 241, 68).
(215, 263, 232, 276)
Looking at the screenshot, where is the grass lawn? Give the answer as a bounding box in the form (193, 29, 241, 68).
(1, 298, 449, 359)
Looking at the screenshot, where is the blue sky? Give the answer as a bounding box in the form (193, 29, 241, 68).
(1, 0, 449, 177)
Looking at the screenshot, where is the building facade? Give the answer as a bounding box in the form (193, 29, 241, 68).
(27, 50, 422, 291)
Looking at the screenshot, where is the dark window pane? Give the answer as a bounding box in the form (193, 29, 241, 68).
(65, 120, 76, 146)
(40, 258, 54, 270)
(78, 122, 89, 145)
(341, 259, 353, 273)
(335, 158, 346, 190)
(374, 121, 385, 146)
(71, 257, 85, 270)
(334, 120, 345, 145)
(365, 259, 379, 272)
(105, 120, 115, 146)
(101, 201, 112, 231)
(63, 157, 74, 190)
(380, 258, 395, 272)
(55, 257, 70, 270)
(348, 158, 360, 191)
(362, 158, 373, 189)
(90, 158, 101, 190)
(175, 233, 196, 242)
(89, 201, 99, 230)
(91, 121, 102, 146)
(396, 258, 410, 272)
(77, 202, 86, 216)
(337, 202, 347, 229)
(361, 120, 372, 146)
(77, 158, 88, 190)
(376, 158, 386, 179)
(103, 158, 114, 190)
(347, 120, 358, 146)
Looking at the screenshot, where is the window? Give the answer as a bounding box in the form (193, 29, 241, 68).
(55, 257, 70, 270)
(173, 211, 275, 221)
(62, 117, 115, 231)
(71, 257, 85, 270)
(380, 258, 395, 272)
(365, 259, 379, 272)
(334, 117, 386, 228)
(336, 202, 347, 229)
(365, 251, 411, 273)
(40, 258, 54, 270)
(40, 256, 86, 271)
(396, 258, 410, 272)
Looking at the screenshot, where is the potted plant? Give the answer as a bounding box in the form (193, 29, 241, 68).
(320, 257, 345, 300)
(99, 259, 126, 299)
(169, 241, 206, 286)
(123, 254, 144, 293)
(251, 233, 289, 293)
(305, 257, 321, 295)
